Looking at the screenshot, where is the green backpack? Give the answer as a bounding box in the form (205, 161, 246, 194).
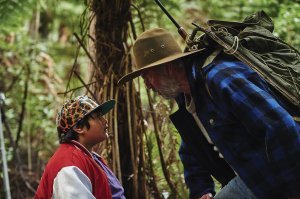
(187, 10, 300, 110)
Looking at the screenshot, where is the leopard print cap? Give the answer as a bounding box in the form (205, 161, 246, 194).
(56, 95, 101, 134)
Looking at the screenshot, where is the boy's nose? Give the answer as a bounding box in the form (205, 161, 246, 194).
(99, 116, 108, 125)
(103, 117, 108, 124)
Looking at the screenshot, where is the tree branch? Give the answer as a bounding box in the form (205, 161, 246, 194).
(57, 81, 96, 95)
(15, 65, 30, 147)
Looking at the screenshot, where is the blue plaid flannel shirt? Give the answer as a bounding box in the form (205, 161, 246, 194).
(187, 57, 300, 199)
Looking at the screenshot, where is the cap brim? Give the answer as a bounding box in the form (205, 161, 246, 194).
(66, 99, 115, 133)
(92, 99, 115, 116)
(118, 49, 204, 85)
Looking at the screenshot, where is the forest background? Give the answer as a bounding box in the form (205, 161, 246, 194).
(0, 0, 299, 198)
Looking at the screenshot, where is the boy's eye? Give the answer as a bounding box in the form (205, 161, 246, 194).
(92, 112, 103, 119)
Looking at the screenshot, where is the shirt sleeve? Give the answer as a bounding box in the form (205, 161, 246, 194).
(52, 166, 96, 199)
(179, 141, 215, 199)
(206, 61, 300, 169)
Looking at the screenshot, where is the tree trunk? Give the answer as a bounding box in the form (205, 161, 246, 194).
(90, 1, 147, 198)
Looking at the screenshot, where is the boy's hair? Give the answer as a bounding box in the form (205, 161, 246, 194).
(58, 115, 91, 143)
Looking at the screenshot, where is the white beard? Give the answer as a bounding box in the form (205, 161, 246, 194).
(157, 78, 181, 99)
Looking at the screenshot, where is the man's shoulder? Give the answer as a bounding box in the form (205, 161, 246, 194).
(207, 59, 248, 71)
(204, 60, 254, 82)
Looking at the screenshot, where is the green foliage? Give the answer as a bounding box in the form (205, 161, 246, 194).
(0, 34, 62, 162)
(274, 2, 300, 47)
(0, 0, 35, 33)
(192, 0, 300, 49)
(145, 120, 188, 197)
(0, 0, 88, 185)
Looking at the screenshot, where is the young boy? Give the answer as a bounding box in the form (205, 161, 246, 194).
(35, 95, 125, 199)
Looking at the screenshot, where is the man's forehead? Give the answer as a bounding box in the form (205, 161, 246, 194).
(142, 67, 157, 75)
(143, 67, 162, 76)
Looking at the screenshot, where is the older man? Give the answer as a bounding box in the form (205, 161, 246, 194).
(118, 27, 300, 199)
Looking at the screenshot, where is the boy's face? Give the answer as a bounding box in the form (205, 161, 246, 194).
(81, 112, 109, 148)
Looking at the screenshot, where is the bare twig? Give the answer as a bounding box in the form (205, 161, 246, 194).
(1, 109, 36, 193)
(126, 78, 138, 199)
(130, 3, 145, 32)
(6, 67, 24, 92)
(15, 65, 30, 147)
(113, 87, 122, 183)
(73, 71, 99, 104)
(64, 45, 81, 98)
(57, 81, 97, 95)
(73, 32, 97, 67)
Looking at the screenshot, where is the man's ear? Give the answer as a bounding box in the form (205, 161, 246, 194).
(72, 125, 85, 135)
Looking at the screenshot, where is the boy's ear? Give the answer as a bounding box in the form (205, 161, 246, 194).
(72, 126, 85, 135)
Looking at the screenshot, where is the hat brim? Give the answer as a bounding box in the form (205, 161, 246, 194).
(118, 49, 204, 85)
(92, 99, 115, 116)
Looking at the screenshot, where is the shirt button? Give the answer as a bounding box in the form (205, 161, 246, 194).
(213, 146, 224, 158)
(209, 118, 214, 126)
(213, 146, 218, 151)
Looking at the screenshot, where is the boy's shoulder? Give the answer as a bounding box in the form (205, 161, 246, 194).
(46, 143, 90, 170)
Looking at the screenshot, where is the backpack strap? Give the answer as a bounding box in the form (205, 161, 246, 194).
(202, 49, 222, 69)
(191, 49, 222, 101)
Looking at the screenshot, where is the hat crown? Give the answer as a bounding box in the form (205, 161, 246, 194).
(56, 95, 99, 134)
(133, 28, 182, 70)
(117, 28, 203, 85)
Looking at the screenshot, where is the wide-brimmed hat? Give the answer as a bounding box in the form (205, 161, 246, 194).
(118, 28, 203, 85)
(56, 95, 115, 134)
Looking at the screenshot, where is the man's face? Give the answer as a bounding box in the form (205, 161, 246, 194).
(141, 64, 181, 99)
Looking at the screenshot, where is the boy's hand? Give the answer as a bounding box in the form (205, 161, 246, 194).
(199, 193, 213, 199)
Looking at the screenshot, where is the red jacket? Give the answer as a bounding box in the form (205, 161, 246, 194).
(35, 141, 112, 199)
